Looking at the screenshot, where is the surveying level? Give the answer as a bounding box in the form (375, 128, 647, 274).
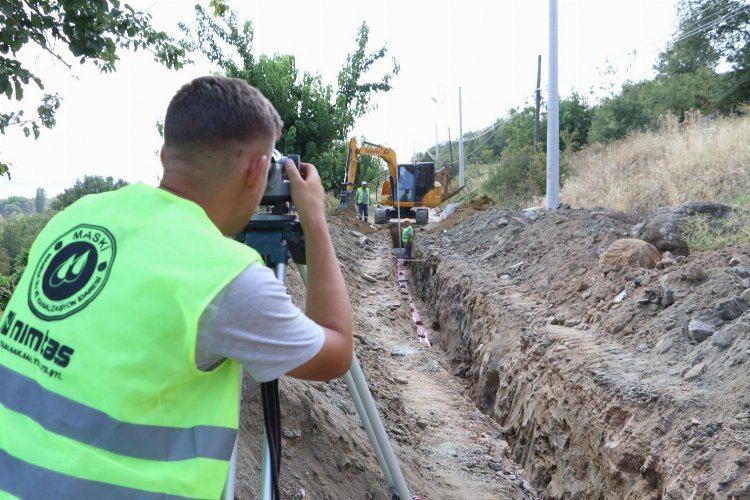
(227, 205, 412, 500)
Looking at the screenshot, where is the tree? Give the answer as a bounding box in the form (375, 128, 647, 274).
(589, 83, 656, 144)
(0, 212, 48, 265)
(181, 7, 399, 189)
(559, 93, 592, 152)
(641, 68, 728, 120)
(0, 0, 192, 177)
(0, 195, 34, 217)
(34, 187, 46, 213)
(660, 0, 750, 109)
(51, 175, 127, 210)
(483, 146, 547, 208)
(0, 212, 52, 310)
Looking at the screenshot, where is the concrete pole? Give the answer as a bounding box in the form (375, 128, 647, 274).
(458, 86, 465, 187)
(435, 123, 439, 164)
(431, 97, 439, 164)
(546, 0, 560, 209)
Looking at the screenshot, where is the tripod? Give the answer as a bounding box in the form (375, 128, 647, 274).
(225, 211, 412, 500)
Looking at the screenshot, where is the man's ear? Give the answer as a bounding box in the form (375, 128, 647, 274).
(244, 153, 269, 187)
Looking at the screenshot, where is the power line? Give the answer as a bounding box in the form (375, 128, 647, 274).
(666, 3, 747, 49)
(673, 2, 744, 40)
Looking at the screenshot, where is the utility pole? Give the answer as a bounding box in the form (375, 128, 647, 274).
(448, 128, 455, 170)
(458, 86, 465, 187)
(431, 97, 439, 164)
(534, 55, 542, 152)
(546, 0, 560, 209)
(435, 123, 439, 164)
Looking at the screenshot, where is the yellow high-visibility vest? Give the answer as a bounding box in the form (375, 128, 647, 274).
(402, 226, 414, 243)
(356, 187, 370, 204)
(0, 183, 262, 499)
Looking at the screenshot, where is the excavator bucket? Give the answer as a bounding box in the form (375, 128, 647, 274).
(338, 191, 357, 212)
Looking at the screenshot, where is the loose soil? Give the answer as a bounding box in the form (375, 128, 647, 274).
(234, 204, 750, 499)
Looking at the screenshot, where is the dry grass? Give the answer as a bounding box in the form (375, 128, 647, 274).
(561, 112, 750, 212)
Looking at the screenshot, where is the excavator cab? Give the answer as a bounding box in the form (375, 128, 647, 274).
(396, 163, 435, 203)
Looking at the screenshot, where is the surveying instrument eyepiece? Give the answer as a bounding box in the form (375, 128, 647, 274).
(225, 152, 412, 500)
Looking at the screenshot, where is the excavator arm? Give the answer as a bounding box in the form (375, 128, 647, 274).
(339, 137, 443, 225)
(339, 137, 398, 210)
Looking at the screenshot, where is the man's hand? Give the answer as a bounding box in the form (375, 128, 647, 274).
(283, 159, 354, 380)
(285, 160, 325, 231)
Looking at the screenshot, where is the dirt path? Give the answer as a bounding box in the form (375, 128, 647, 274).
(348, 223, 536, 499)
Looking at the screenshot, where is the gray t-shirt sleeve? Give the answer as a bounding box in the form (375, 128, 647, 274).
(195, 262, 325, 382)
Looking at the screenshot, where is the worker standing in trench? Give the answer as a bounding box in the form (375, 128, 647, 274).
(402, 219, 415, 261)
(0, 76, 353, 499)
(356, 180, 370, 222)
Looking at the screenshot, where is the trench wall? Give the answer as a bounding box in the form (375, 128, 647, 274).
(410, 247, 667, 499)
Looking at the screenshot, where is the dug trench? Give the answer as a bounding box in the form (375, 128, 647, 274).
(233, 205, 750, 499)
(410, 203, 750, 499)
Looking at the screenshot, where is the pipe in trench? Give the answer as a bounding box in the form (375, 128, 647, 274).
(396, 259, 430, 346)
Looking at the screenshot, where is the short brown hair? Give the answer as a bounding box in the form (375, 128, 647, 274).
(164, 76, 283, 148)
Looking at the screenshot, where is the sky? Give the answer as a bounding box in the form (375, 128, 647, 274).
(0, 0, 679, 199)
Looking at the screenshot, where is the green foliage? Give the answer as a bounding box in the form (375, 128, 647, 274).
(0, 209, 53, 311)
(657, 0, 750, 110)
(645, 69, 729, 119)
(559, 93, 592, 151)
(500, 107, 536, 152)
(51, 175, 127, 210)
(483, 146, 547, 207)
(0, 213, 48, 265)
(589, 83, 657, 143)
(0, 195, 34, 217)
(419, 93, 593, 172)
(34, 187, 46, 213)
(681, 211, 750, 252)
(181, 7, 399, 190)
(0, 0, 189, 176)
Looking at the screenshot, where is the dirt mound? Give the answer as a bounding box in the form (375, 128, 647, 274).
(466, 195, 495, 211)
(411, 206, 750, 498)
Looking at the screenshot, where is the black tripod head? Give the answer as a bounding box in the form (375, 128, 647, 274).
(236, 210, 305, 267)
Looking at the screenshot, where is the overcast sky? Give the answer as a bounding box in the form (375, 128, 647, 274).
(0, 0, 678, 199)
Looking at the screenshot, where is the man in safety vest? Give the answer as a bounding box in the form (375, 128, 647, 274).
(356, 181, 370, 222)
(0, 76, 353, 499)
(402, 219, 415, 260)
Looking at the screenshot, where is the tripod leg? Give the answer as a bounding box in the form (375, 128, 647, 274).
(296, 264, 411, 499)
(346, 356, 412, 500)
(343, 371, 394, 488)
(260, 431, 273, 499)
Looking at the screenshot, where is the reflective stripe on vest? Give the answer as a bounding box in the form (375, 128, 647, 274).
(0, 363, 235, 461)
(0, 449, 192, 500)
(402, 226, 414, 243)
(0, 183, 263, 499)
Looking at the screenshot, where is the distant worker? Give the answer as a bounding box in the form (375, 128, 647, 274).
(0, 76, 353, 498)
(402, 219, 415, 260)
(356, 181, 370, 222)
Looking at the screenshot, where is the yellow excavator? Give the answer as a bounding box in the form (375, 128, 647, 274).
(339, 137, 462, 225)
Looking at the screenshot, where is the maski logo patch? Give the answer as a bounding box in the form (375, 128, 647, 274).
(28, 224, 116, 320)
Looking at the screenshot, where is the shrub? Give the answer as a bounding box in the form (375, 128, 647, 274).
(483, 147, 547, 208)
(681, 210, 750, 252)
